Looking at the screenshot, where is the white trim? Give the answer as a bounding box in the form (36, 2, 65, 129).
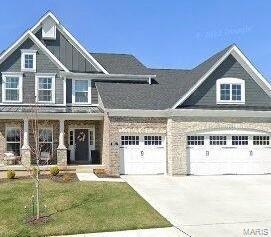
(5, 126, 21, 156)
(216, 78, 245, 104)
(35, 73, 56, 103)
(172, 45, 271, 108)
(0, 31, 69, 72)
(72, 79, 92, 104)
(68, 126, 95, 162)
(28, 32, 69, 72)
(2, 72, 23, 103)
(30, 11, 108, 74)
(38, 127, 53, 155)
(63, 77, 66, 105)
(60, 71, 156, 79)
(21, 49, 37, 72)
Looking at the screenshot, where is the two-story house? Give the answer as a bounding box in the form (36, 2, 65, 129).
(1, 11, 271, 176)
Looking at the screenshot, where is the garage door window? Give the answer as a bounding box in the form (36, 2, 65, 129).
(187, 136, 204, 145)
(253, 136, 270, 145)
(209, 136, 226, 145)
(144, 136, 162, 145)
(121, 136, 139, 146)
(232, 136, 248, 145)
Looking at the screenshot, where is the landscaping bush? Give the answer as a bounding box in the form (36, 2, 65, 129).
(7, 170, 16, 179)
(50, 166, 60, 176)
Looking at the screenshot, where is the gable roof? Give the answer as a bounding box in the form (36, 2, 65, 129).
(0, 30, 69, 71)
(30, 12, 109, 74)
(172, 44, 271, 108)
(96, 44, 271, 110)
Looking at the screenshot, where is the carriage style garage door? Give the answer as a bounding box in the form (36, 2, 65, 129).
(120, 135, 166, 174)
(188, 130, 271, 175)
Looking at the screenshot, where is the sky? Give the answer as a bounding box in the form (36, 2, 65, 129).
(1, 1, 271, 79)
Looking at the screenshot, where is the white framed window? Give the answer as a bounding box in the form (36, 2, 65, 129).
(35, 73, 55, 103)
(6, 127, 21, 156)
(216, 78, 245, 104)
(187, 136, 204, 146)
(21, 49, 37, 72)
(72, 79, 91, 104)
(232, 136, 248, 145)
(39, 128, 53, 154)
(69, 130, 74, 146)
(2, 72, 23, 102)
(209, 136, 226, 145)
(144, 136, 162, 146)
(121, 136, 139, 146)
(253, 136, 270, 145)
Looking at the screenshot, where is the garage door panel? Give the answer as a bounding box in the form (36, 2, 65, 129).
(120, 135, 165, 175)
(188, 132, 271, 175)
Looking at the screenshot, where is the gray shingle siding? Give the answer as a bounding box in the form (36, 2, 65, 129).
(181, 55, 271, 108)
(0, 38, 63, 104)
(35, 29, 99, 73)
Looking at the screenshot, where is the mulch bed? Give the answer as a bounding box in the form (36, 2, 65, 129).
(0, 172, 78, 183)
(26, 215, 50, 226)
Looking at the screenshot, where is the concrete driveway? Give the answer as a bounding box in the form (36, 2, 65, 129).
(122, 175, 271, 237)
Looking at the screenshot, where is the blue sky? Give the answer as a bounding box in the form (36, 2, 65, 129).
(1, 1, 271, 78)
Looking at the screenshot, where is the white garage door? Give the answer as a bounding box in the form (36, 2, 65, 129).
(120, 135, 166, 174)
(188, 130, 271, 175)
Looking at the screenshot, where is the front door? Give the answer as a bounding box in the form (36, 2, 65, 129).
(75, 129, 89, 161)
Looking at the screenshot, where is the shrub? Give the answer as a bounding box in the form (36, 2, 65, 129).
(50, 166, 60, 176)
(7, 170, 16, 179)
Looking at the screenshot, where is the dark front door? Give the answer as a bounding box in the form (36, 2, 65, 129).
(75, 129, 89, 161)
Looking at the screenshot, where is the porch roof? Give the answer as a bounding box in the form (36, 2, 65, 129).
(0, 105, 104, 120)
(0, 105, 103, 113)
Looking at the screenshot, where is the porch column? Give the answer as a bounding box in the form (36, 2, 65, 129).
(57, 119, 67, 166)
(21, 118, 31, 167)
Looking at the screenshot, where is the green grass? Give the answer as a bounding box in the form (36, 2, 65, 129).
(0, 179, 171, 237)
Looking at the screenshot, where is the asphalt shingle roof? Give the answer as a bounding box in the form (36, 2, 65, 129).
(93, 45, 233, 110)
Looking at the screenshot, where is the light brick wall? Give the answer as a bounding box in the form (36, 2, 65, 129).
(168, 117, 271, 175)
(102, 115, 167, 176)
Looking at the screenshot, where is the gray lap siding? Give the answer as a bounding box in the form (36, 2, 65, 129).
(181, 55, 271, 108)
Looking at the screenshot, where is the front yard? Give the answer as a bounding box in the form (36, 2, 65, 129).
(0, 179, 171, 237)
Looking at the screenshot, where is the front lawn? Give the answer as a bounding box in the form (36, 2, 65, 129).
(0, 179, 171, 237)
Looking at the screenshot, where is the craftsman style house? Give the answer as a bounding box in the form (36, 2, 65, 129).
(1, 12, 271, 176)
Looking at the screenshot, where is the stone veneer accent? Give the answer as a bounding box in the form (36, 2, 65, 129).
(167, 117, 271, 175)
(102, 115, 167, 176)
(57, 149, 67, 166)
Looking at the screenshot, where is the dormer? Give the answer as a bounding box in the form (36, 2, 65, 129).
(42, 16, 56, 40)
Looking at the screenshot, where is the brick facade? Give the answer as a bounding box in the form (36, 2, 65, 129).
(167, 117, 271, 175)
(102, 115, 167, 176)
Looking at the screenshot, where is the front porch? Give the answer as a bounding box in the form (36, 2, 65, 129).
(0, 118, 104, 167)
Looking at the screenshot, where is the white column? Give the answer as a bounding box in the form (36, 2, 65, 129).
(58, 119, 66, 149)
(22, 118, 30, 149)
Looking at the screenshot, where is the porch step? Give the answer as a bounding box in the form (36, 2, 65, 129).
(75, 166, 95, 173)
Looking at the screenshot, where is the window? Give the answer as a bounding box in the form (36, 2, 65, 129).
(187, 136, 204, 146)
(6, 128, 21, 156)
(253, 136, 270, 145)
(73, 80, 91, 104)
(69, 130, 74, 146)
(2, 73, 23, 102)
(35, 74, 55, 103)
(89, 130, 94, 146)
(121, 136, 139, 146)
(232, 136, 248, 145)
(21, 49, 36, 72)
(216, 78, 245, 104)
(39, 128, 53, 154)
(209, 136, 226, 145)
(144, 136, 162, 145)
